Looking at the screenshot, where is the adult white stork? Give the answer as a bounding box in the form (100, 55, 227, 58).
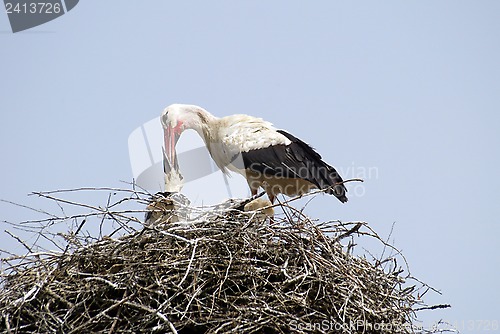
(161, 104, 348, 203)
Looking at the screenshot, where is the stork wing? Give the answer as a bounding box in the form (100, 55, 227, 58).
(240, 130, 348, 202)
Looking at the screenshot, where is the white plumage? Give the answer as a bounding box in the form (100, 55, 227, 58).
(219, 115, 292, 152)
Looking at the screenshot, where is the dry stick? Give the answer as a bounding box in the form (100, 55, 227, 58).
(3, 313, 11, 334)
(275, 196, 295, 227)
(99, 192, 115, 238)
(107, 195, 144, 209)
(0, 198, 59, 219)
(34, 187, 151, 197)
(108, 290, 128, 334)
(279, 202, 313, 225)
(16, 211, 125, 226)
(124, 301, 178, 334)
(4, 230, 34, 254)
(217, 242, 233, 298)
(333, 222, 363, 242)
(229, 191, 266, 211)
(31, 192, 144, 226)
(178, 238, 199, 287)
(361, 223, 413, 278)
(409, 275, 443, 296)
(378, 222, 396, 262)
(58, 219, 88, 266)
(413, 304, 451, 311)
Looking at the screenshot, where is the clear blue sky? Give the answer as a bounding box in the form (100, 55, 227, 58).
(1, 1, 499, 332)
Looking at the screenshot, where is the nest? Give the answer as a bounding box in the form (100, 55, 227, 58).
(0, 189, 447, 333)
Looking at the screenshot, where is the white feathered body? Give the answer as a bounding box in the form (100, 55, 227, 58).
(200, 114, 291, 176)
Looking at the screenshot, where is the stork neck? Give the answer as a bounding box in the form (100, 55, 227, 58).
(193, 109, 219, 144)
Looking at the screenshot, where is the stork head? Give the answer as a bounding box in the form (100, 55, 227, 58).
(161, 104, 213, 191)
(161, 104, 207, 168)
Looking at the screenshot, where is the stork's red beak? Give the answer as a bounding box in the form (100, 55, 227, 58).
(163, 124, 181, 173)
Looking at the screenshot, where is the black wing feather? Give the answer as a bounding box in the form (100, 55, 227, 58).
(241, 130, 347, 203)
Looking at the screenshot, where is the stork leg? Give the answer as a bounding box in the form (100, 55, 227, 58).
(268, 194, 275, 204)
